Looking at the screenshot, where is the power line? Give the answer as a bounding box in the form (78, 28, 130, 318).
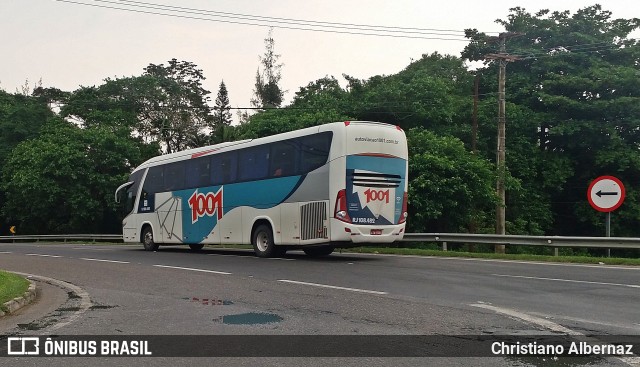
(53, 0, 472, 41)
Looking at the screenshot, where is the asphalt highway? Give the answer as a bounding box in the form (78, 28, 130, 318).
(0, 242, 638, 366)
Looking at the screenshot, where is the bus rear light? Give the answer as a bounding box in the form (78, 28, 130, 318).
(334, 189, 351, 223)
(398, 192, 408, 224)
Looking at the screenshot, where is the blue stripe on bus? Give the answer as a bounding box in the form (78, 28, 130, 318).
(172, 175, 304, 243)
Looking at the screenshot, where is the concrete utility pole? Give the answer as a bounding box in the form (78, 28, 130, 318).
(485, 32, 522, 254)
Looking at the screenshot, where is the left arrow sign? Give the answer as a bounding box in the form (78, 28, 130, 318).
(596, 190, 618, 197)
(9, 226, 16, 234)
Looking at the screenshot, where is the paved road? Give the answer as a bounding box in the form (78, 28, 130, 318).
(0, 242, 638, 366)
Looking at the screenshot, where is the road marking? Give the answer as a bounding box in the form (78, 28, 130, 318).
(80, 257, 130, 264)
(0, 251, 12, 254)
(26, 253, 63, 258)
(153, 264, 231, 275)
(471, 303, 640, 366)
(353, 252, 640, 270)
(277, 279, 387, 295)
(493, 274, 640, 289)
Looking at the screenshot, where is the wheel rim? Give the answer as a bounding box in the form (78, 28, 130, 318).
(144, 231, 153, 246)
(256, 231, 269, 252)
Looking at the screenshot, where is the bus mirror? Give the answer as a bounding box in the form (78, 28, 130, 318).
(115, 181, 134, 203)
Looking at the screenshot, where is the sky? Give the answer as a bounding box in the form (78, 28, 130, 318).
(2, 0, 639, 114)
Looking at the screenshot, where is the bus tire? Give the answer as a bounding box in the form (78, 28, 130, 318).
(189, 243, 204, 251)
(252, 224, 276, 258)
(303, 245, 334, 257)
(141, 226, 159, 251)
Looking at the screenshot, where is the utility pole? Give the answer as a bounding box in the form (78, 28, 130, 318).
(485, 32, 522, 254)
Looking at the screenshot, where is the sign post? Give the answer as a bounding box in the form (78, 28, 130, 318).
(587, 176, 625, 257)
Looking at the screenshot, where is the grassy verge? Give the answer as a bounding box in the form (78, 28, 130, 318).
(344, 247, 640, 266)
(0, 270, 30, 313)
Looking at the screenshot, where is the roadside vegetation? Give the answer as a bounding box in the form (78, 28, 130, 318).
(0, 270, 29, 312)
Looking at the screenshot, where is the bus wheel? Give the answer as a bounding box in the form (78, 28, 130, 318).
(303, 245, 334, 257)
(252, 224, 276, 258)
(142, 226, 159, 251)
(189, 243, 204, 251)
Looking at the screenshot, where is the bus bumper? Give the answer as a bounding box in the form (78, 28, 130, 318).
(330, 219, 405, 243)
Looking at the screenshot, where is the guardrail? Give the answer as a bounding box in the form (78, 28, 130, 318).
(1, 233, 639, 250)
(401, 233, 640, 249)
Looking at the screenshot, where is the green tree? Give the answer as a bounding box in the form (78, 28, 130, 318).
(211, 80, 233, 143)
(463, 5, 640, 236)
(251, 28, 285, 109)
(406, 128, 497, 233)
(1, 120, 156, 234)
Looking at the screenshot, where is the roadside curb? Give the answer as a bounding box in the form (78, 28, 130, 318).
(0, 280, 37, 316)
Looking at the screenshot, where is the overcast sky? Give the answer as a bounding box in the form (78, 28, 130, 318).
(2, 0, 638, 111)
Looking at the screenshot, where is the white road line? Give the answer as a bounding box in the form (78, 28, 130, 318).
(493, 273, 640, 289)
(80, 257, 130, 264)
(26, 253, 63, 258)
(277, 279, 387, 295)
(0, 251, 12, 254)
(153, 264, 231, 275)
(354, 252, 640, 270)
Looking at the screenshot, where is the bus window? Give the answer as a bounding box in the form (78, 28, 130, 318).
(300, 132, 332, 173)
(211, 151, 238, 185)
(270, 140, 298, 177)
(186, 157, 211, 188)
(164, 162, 186, 191)
(238, 145, 269, 181)
(143, 166, 164, 194)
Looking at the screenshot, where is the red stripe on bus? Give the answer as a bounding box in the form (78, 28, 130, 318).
(191, 149, 219, 159)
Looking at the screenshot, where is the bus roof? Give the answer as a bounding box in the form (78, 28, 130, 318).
(132, 121, 403, 173)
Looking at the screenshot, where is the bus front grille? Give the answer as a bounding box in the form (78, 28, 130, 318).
(300, 202, 327, 240)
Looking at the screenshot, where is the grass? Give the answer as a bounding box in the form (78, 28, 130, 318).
(0, 270, 30, 313)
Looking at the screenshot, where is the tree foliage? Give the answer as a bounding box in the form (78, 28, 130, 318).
(251, 28, 285, 109)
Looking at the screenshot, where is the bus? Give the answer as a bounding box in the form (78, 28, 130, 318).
(114, 121, 408, 257)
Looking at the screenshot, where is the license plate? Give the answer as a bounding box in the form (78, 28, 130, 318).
(370, 229, 382, 235)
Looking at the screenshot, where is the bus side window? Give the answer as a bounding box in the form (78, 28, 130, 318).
(238, 145, 269, 181)
(270, 140, 298, 177)
(300, 132, 332, 173)
(164, 162, 186, 191)
(143, 166, 164, 194)
(211, 151, 237, 185)
(186, 157, 211, 188)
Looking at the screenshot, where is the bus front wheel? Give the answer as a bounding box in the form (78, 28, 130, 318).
(252, 224, 276, 258)
(141, 226, 159, 251)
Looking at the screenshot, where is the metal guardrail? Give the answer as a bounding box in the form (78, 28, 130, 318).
(0, 233, 639, 250)
(401, 233, 640, 249)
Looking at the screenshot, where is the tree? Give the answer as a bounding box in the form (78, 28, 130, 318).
(406, 128, 497, 233)
(61, 59, 214, 154)
(251, 28, 285, 109)
(142, 59, 213, 153)
(463, 5, 640, 236)
(1, 119, 157, 234)
(211, 80, 233, 143)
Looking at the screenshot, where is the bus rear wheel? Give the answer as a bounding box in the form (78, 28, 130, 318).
(141, 226, 159, 251)
(303, 245, 334, 257)
(252, 224, 277, 258)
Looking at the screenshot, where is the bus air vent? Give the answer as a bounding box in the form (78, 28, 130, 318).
(350, 172, 401, 188)
(300, 202, 327, 240)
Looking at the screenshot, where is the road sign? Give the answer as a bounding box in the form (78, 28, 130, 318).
(587, 176, 625, 212)
(9, 226, 16, 234)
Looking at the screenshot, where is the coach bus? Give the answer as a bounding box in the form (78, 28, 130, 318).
(114, 121, 408, 257)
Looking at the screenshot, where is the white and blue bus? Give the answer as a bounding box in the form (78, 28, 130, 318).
(115, 121, 408, 257)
